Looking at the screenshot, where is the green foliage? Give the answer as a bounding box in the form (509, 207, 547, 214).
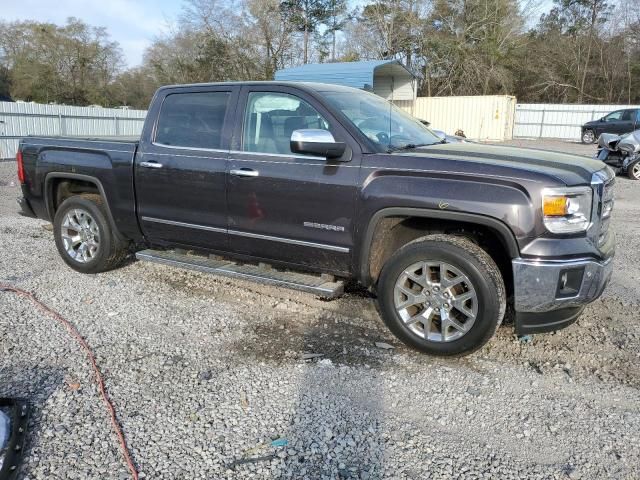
(0, 66, 12, 98)
(0, 0, 638, 107)
(0, 18, 123, 105)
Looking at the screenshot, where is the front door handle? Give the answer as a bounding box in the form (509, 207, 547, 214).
(140, 161, 163, 169)
(230, 168, 259, 178)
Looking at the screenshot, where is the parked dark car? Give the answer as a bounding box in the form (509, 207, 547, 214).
(581, 108, 640, 143)
(16, 82, 615, 356)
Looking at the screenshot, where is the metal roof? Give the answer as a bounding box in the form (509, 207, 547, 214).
(274, 60, 414, 90)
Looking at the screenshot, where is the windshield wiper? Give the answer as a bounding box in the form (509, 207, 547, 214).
(387, 142, 438, 153)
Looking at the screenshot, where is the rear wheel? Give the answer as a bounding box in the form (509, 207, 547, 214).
(627, 160, 640, 180)
(53, 194, 128, 273)
(376, 235, 506, 356)
(581, 129, 596, 144)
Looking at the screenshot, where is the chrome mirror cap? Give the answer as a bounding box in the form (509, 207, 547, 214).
(291, 129, 336, 143)
(290, 129, 347, 159)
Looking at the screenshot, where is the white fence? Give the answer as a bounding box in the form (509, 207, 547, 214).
(396, 95, 516, 141)
(4, 98, 637, 159)
(514, 103, 640, 141)
(0, 102, 147, 159)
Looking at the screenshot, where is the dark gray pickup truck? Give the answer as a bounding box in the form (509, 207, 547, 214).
(16, 82, 615, 356)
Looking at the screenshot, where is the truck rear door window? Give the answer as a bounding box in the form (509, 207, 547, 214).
(155, 92, 230, 150)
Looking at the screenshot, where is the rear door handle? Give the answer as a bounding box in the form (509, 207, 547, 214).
(140, 161, 163, 169)
(230, 168, 259, 177)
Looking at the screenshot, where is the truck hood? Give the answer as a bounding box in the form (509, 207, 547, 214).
(396, 142, 603, 185)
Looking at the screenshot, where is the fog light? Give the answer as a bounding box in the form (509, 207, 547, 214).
(556, 268, 584, 298)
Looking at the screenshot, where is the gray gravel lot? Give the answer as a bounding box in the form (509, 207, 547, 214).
(1, 139, 639, 479)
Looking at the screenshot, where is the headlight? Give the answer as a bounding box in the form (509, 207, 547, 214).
(542, 187, 592, 233)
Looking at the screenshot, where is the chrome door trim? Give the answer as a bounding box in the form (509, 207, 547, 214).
(141, 216, 226, 233)
(229, 149, 326, 161)
(141, 217, 350, 253)
(227, 229, 349, 253)
(151, 142, 229, 154)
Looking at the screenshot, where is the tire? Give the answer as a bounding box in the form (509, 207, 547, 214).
(53, 194, 128, 273)
(376, 234, 506, 357)
(627, 160, 640, 180)
(581, 129, 596, 144)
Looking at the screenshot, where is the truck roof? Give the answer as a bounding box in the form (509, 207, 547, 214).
(156, 81, 363, 95)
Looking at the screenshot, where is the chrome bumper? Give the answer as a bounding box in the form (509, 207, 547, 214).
(513, 256, 614, 313)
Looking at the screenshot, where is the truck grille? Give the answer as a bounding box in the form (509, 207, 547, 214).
(597, 174, 615, 246)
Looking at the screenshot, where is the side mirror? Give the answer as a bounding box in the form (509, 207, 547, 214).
(290, 129, 346, 159)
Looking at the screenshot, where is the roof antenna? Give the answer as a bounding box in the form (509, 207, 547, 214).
(389, 75, 394, 146)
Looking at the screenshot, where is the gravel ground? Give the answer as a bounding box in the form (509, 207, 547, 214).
(1, 140, 639, 479)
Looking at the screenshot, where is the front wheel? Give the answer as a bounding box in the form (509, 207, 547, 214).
(627, 159, 640, 180)
(582, 129, 596, 144)
(376, 235, 506, 356)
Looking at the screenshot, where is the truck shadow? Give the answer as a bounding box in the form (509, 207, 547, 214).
(230, 311, 390, 478)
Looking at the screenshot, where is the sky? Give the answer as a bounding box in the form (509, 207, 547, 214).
(2, 0, 182, 67)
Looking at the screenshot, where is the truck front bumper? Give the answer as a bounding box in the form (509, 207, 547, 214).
(512, 256, 614, 334)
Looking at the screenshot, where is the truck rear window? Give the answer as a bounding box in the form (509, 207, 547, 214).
(155, 92, 230, 150)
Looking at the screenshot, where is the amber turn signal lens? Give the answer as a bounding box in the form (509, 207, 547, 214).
(543, 196, 568, 216)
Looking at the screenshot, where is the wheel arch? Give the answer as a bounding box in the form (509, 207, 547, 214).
(359, 207, 520, 289)
(44, 173, 124, 241)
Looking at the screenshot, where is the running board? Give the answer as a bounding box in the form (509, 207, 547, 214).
(135, 249, 344, 299)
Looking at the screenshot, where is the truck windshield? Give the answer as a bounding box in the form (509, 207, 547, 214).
(323, 90, 442, 152)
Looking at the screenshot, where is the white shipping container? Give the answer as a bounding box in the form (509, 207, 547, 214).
(395, 95, 517, 141)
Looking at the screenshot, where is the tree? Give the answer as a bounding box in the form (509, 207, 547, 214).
(537, 0, 613, 102)
(108, 67, 157, 109)
(0, 66, 11, 99)
(352, 0, 421, 66)
(246, 0, 297, 77)
(281, 0, 331, 63)
(0, 18, 123, 105)
(324, 0, 350, 61)
(414, 0, 524, 96)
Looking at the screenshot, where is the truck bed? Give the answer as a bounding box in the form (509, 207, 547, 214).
(19, 135, 140, 238)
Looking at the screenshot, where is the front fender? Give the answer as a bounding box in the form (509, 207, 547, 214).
(355, 173, 531, 284)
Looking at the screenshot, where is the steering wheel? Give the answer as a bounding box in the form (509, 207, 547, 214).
(376, 132, 389, 144)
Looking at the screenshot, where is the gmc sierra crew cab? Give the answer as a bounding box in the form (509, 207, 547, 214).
(16, 82, 615, 356)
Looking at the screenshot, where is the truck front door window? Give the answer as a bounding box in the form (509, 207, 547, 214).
(604, 111, 622, 122)
(242, 92, 330, 155)
(155, 92, 230, 150)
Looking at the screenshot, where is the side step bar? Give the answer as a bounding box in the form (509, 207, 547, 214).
(135, 249, 344, 299)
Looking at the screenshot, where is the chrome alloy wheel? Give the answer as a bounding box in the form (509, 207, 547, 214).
(632, 162, 640, 180)
(393, 261, 478, 342)
(60, 208, 100, 263)
(582, 130, 595, 143)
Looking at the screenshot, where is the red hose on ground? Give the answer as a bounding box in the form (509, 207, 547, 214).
(1, 284, 139, 480)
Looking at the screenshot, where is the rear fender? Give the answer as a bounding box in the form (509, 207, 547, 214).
(44, 173, 125, 242)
